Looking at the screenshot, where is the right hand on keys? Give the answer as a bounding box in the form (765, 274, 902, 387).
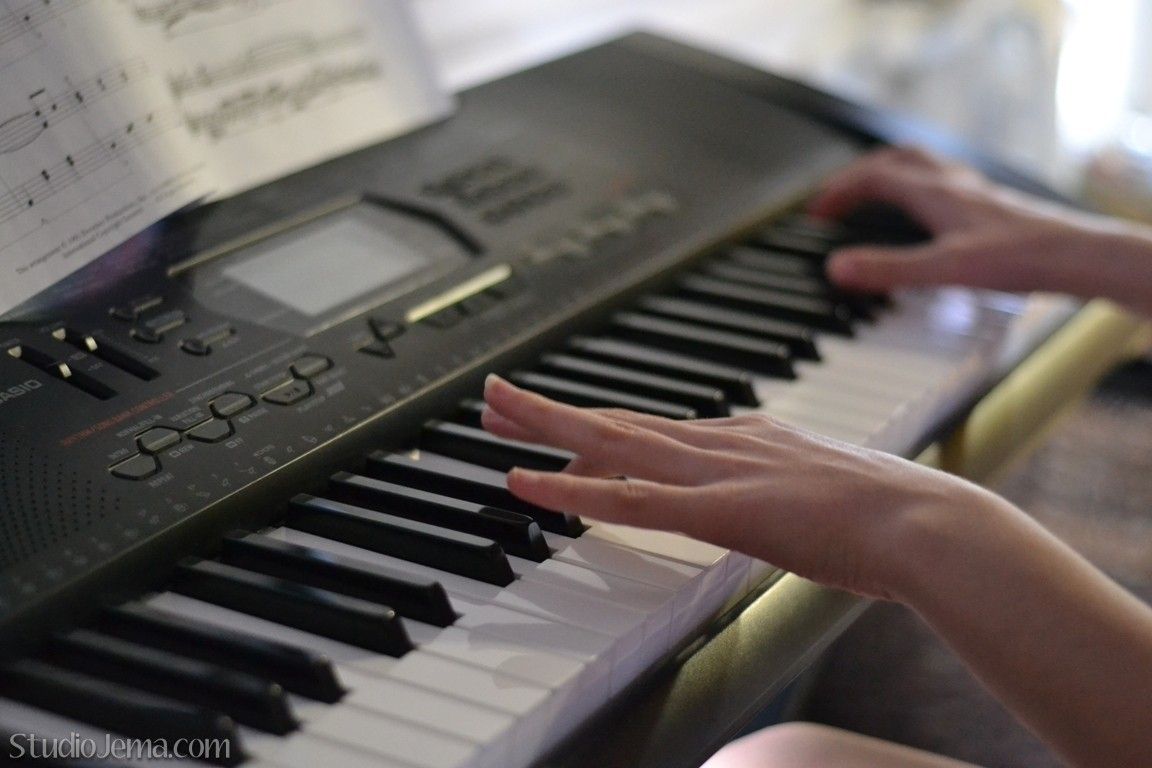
(480, 373, 1010, 603)
(809, 147, 1152, 316)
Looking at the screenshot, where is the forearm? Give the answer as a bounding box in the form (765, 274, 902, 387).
(892, 486, 1152, 768)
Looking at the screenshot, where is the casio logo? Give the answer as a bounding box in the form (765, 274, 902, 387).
(0, 379, 44, 404)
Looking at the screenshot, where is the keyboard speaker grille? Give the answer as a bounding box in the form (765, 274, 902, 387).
(0, 433, 120, 569)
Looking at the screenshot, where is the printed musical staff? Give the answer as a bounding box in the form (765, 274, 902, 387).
(183, 60, 383, 140)
(167, 29, 363, 97)
(0, 110, 176, 225)
(0, 61, 147, 154)
(0, 0, 83, 50)
(118, 0, 287, 35)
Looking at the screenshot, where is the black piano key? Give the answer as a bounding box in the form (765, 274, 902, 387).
(676, 275, 855, 335)
(703, 261, 828, 298)
(566, 336, 760, 406)
(703, 262, 876, 320)
(635, 296, 820, 360)
(288, 494, 516, 586)
(420, 420, 573, 472)
(609, 312, 796, 378)
(365, 450, 587, 537)
(171, 558, 414, 656)
(453, 398, 488, 427)
(536, 353, 729, 417)
(327, 472, 550, 562)
(47, 629, 297, 735)
(0, 660, 243, 766)
(748, 227, 835, 259)
(100, 602, 345, 702)
(772, 214, 849, 243)
(508, 370, 698, 420)
(723, 248, 891, 309)
(220, 532, 458, 626)
(726, 245, 824, 277)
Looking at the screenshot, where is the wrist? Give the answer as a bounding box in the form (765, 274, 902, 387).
(884, 478, 1018, 607)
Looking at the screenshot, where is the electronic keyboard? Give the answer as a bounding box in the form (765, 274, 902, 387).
(0, 32, 1090, 768)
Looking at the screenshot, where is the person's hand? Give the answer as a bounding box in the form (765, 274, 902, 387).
(481, 374, 1004, 602)
(810, 147, 1152, 315)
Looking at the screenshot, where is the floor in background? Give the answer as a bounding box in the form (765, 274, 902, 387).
(796, 360, 1152, 768)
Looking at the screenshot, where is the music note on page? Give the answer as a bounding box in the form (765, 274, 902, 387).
(135, 0, 453, 196)
(0, 0, 452, 317)
(0, 2, 208, 318)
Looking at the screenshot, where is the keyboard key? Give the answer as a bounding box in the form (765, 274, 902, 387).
(47, 629, 297, 734)
(220, 531, 457, 627)
(0, 660, 243, 766)
(326, 473, 550, 562)
(676, 275, 854, 335)
(566, 336, 760, 406)
(420, 420, 573, 472)
(508, 371, 698, 420)
(100, 602, 345, 702)
(635, 296, 820, 360)
(288, 494, 515, 586)
(171, 559, 413, 656)
(610, 312, 795, 377)
(535, 354, 729, 417)
(364, 450, 585, 537)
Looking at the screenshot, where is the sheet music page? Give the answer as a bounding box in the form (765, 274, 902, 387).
(122, 0, 453, 197)
(0, 0, 210, 318)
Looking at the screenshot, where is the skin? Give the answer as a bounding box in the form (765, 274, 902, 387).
(480, 149, 1152, 768)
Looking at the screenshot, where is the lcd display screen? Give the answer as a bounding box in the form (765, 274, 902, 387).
(223, 206, 431, 317)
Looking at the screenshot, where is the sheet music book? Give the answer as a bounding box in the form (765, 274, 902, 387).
(0, 0, 452, 317)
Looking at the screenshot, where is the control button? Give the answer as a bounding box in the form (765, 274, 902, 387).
(290, 354, 333, 379)
(211, 392, 255, 418)
(52, 328, 160, 381)
(180, 326, 235, 356)
(186, 418, 234, 443)
(422, 305, 465, 329)
(358, 340, 395, 359)
(369, 318, 406, 341)
(136, 427, 181, 454)
(110, 453, 160, 481)
(262, 379, 313, 406)
(109, 295, 163, 322)
(131, 309, 187, 343)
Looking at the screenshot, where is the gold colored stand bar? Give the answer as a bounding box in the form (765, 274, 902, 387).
(547, 300, 1151, 768)
(937, 299, 1152, 483)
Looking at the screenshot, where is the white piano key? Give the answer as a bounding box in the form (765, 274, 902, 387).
(542, 531, 702, 592)
(269, 528, 618, 664)
(581, 523, 747, 631)
(0, 698, 222, 768)
(300, 705, 483, 768)
(144, 593, 522, 765)
(241, 728, 414, 768)
(508, 555, 675, 646)
(335, 669, 516, 745)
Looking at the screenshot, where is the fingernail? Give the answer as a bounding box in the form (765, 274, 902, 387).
(484, 373, 505, 394)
